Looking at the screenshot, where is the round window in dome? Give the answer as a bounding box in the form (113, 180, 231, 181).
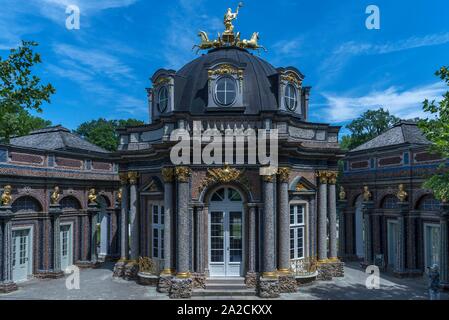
(158, 86, 169, 113)
(214, 77, 237, 106)
(284, 84, 297, 111)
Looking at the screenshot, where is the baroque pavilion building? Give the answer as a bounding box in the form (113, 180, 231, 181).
(0, 6, 345, 299)
(113, 7, 344, 298)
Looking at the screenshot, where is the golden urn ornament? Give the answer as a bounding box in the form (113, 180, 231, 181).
(363, 186, 372, 201)
(396, 184, 408, 202)
(1, 185, 12, 206)
(88, 188, 97, 204)
(50, 186, 61, 205)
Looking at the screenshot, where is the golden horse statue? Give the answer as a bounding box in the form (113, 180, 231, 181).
(238, 32, 267, 52)
(192, 31, 222, 54)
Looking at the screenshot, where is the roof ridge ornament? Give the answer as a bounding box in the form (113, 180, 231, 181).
(192, 3, 267, 54)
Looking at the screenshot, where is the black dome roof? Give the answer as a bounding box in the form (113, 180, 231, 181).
(174, 47, 279, 114)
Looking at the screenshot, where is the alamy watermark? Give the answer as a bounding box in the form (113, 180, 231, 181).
(65, 5, 80, 30)
(365, 5, 380, 30)
(169, 121, 278, 175)
(365, 265, 381, 289)
(65, 265, 80, 290)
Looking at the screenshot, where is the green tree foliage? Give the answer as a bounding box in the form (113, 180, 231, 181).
(419, 66, 449, 202)
(340, 108, 400, 150)
(0, 41, 55, 142)
(75, 118, 145, 151)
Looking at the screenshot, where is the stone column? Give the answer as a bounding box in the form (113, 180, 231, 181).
(262, 174, 276, 277)
(440, 203, 449, 289)
(245, 203, 257, 288)
(277, 167, 290, 274)
(362, 199, 374, 266)
(169, 166, 193, 299)
(49, 204, 64, 277)
(337, 199, 347, 259)
(317, 171, 328, 261)
(0, 205, 17, 293)
(258, 173, 280, 298)
(87, 202, 100, 266)
(327, 172, 338, 260)
(128, 171, 139, 261)
(113, 174, 128, 278)
(395, 202, 408, 275)
(161, 167, 174, 276)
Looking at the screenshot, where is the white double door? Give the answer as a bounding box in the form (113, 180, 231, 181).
(12, 228, 32, 282)
(209, 209, 244, 277)
(60, 224, 73, 273)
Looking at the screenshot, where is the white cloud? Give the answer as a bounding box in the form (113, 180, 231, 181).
(53, 43, 134, 80)
(322, 82, 447, 123)
(320, 32, 449, 83)
(272, 38, 303, 57)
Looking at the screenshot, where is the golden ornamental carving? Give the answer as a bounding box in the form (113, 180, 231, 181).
(1, 185, 12, 206)
(295, 183, 306, 192)
(363, 186, 372, 202)
(339, 186, 346, 201)
(50, 186, 61, 205)
(153, 77, 170, 87)
(208, 64, 244, 79)
(316, 171, 328, 184)
(128, 171, 139, 185)
(277, 167, 291, 183)
(193, 4, 267, 53)
(262, 174, 275, 183)
(161, 167, 175, 183)
(119, 172, 128, 185)
(396, 184, 408, 203)
(117, 188, 122, 203)
(175, 166, 191, 183)
(138, 256, 157, 274)
(199, 163, 250, 192)
(88, 188, 97, 204)
(281, 72, 302, 87)
(327, 171, 338, 185)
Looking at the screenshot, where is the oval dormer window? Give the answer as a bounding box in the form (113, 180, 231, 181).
(285, 84, 297, 111)
(158, 86, 169, 113)
(215, 76, 237, 106)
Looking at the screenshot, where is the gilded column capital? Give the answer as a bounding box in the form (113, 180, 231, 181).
(277, 167, 291, 183)
(316, 171, 328, 184)
(119, 172, 128, 185)
(175, 166, 191, 183)
(161, 167, 175, 183)
(128, 171, 139, 185)
(327, 171, 338, 185)
(262, 174, 275, 183)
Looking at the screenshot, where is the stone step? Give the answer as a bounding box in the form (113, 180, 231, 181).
(206, 277, 245, 285)
(205, 283, 248, 290)
(192, 289, 256, 297)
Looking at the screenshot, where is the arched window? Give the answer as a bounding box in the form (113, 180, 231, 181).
(210, 188, 242, 202)
(97, 195, 110, 209)
(12, 196, 42, 213)
(60, 196, 81, 211)
(418, 195, 440, 211)
(382, 195, 398, 209)
(214, 77, 237, 106)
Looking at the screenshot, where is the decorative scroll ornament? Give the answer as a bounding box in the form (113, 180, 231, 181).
(396, 184, 408, 203)
(339, 186, 346, 201)
(128, 171, 139, 185)
(277, 167, 291, 183)
(208, 64, 243, 79)
(153, 77, 171, 87)
(199, 163, 249, 191)
(162, 167, 175, 183)
(1, 185, 12, 206)
(316, 171, 328, 184)
(192, 4, 267, 53)
(88, 188, 97, 204)
(363, 186, 372, 202)
(175, 166, 191, 183)
(51, 186, 61, 205)
(281, 72, 302, 87)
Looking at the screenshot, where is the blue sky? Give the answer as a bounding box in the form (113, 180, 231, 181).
(1, 0, 448, 132)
